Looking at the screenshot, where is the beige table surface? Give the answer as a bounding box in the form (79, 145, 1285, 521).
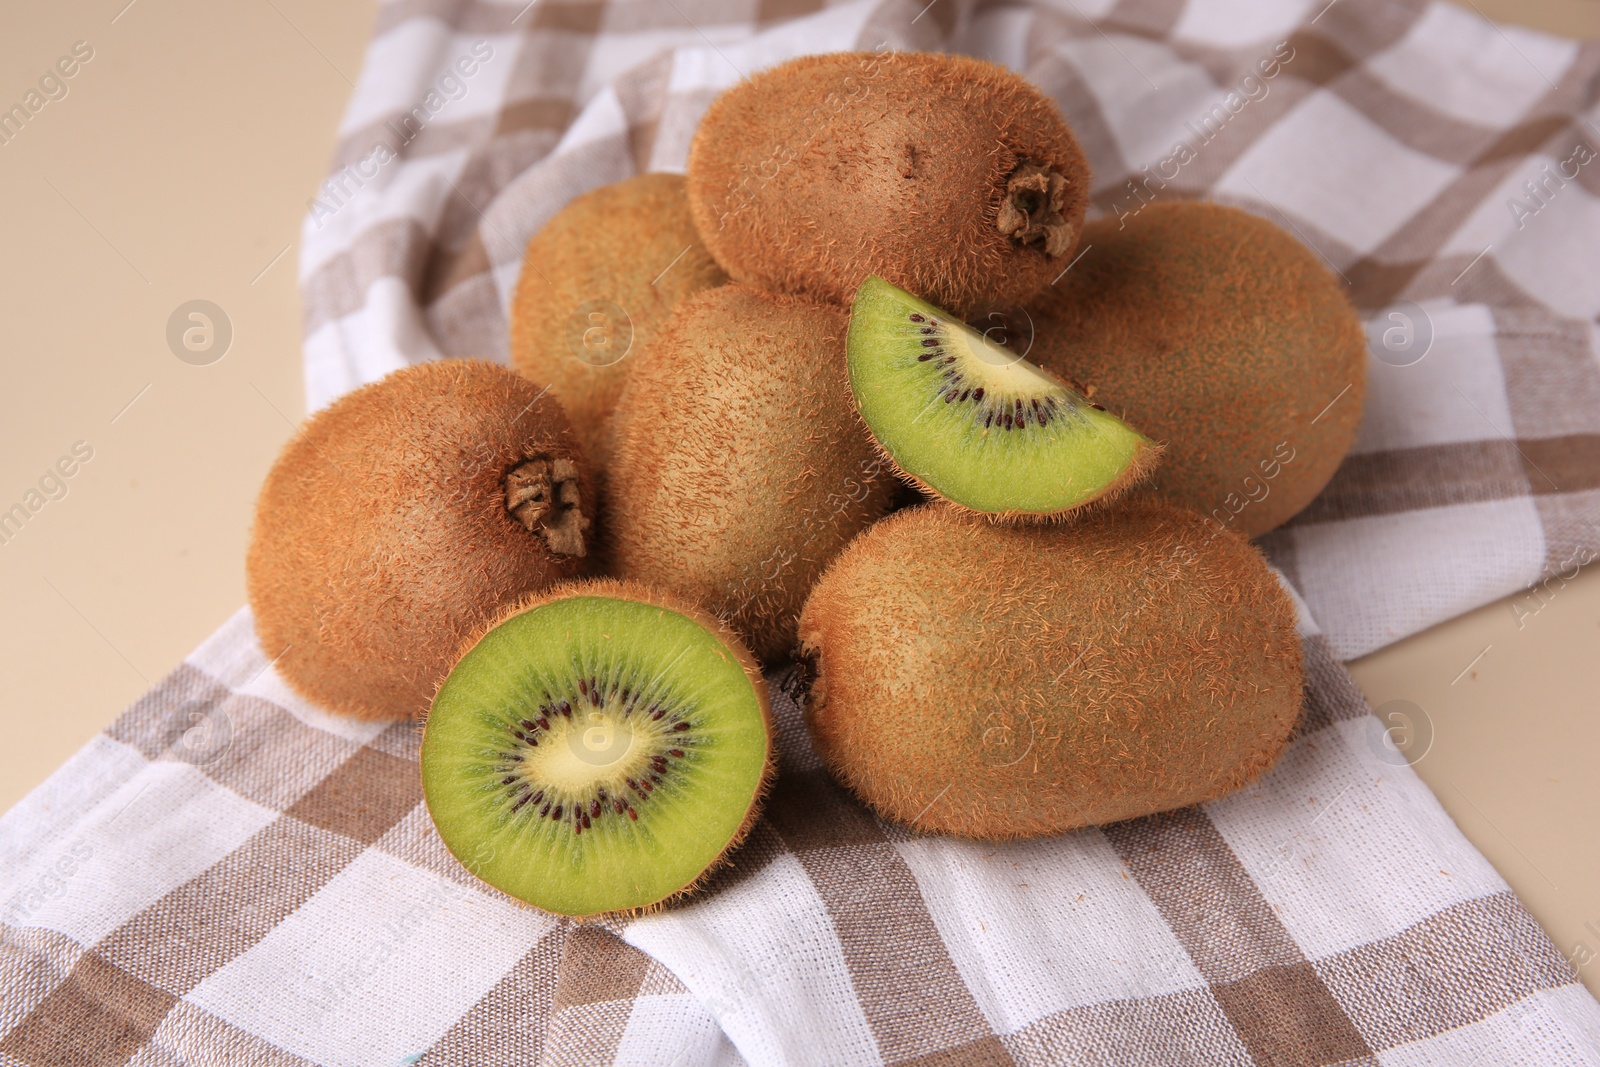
(3, 0, 1597, 1004)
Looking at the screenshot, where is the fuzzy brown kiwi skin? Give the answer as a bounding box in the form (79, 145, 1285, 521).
(509, 173, 727, 475)
(247, 360, 592, 722)
(797, 501, 1304, 840)
(603, 285, 896, 663)
(1025, 202, 1367, 537)
(424, 577, 775, 921)
(686, 51, 1091, 317)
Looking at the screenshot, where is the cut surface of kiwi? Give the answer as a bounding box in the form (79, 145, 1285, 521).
(847, 276, 1159, 518)
(421, 581, 772, 918)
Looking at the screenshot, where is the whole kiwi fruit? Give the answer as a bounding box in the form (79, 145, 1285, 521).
(510, 173, 727, 471)
(1027, 202, 1366, 537)
(798, 501, 1304, 838)
(247, 360, 591, 720)
(686, 51, 1091, 317)
(604, 285, 895, 661)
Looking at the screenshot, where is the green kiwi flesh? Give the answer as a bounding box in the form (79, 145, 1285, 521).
(421, 582, 772, 918)
(847, 276, 1160, 518)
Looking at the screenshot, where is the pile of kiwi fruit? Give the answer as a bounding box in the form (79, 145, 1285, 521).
(247, 51, 1364, 918)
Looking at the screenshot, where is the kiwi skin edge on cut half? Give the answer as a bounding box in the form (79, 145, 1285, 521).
(846, 276, 1161, 521)
(421, 579, 774, 919)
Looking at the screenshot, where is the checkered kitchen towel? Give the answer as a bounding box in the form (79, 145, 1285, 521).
(5, 0, 1600, 1064)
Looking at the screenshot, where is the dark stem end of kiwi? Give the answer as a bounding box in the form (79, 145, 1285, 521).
(780, 645, 820, 707)
(506, 456, 589, 557)
(997, 163, 1074, 257)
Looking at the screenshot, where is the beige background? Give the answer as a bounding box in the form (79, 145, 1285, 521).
(2, 0, 1597, 1001)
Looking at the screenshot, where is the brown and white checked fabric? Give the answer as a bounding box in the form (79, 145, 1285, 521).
(0, 610, 744, 1067)
(2, 605, 1598, 1065)
(6, 0, 1600, 1063)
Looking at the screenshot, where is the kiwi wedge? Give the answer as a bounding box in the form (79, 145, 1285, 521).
(847, 276, 1160, 519)
(421, 580, 772, 918)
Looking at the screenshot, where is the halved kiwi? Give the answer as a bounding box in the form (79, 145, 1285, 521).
(421, 579, 772, 918)
(847, 276, 1160, 519)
